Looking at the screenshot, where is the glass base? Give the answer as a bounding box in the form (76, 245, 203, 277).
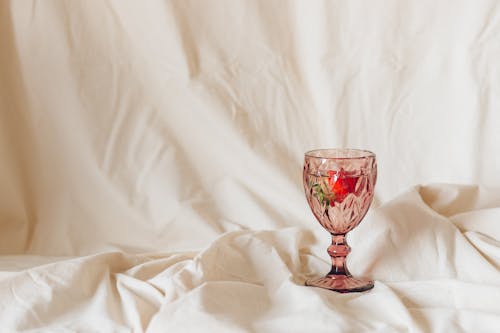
(306, 275, 374, 293)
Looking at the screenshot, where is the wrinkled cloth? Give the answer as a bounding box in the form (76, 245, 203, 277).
(1, 0, 500, 332)
(1, 0, 500, 254)
(1, 185, 500, 332)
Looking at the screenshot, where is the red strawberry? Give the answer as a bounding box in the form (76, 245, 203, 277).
(328, 169, 359, 204)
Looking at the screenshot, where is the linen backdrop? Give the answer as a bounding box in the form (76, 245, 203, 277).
(1, 0, 499, 255)
(1, 1, 500, 332)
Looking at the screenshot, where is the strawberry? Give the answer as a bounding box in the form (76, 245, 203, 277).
(327, 169, 359, 204)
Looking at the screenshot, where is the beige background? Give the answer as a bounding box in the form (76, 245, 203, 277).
(1, 1, 500, 331)
(2, 0, 499, 255)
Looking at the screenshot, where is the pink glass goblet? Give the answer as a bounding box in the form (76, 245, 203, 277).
(303, 149, 377, 293)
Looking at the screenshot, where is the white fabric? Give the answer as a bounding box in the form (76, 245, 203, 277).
(1, 0, 500, 331)
(1, 185, 500, 332)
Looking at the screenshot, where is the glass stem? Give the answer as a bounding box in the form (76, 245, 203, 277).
(327, 234, 351, 276)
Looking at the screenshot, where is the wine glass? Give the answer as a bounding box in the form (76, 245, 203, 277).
(303, 148, 377, 293)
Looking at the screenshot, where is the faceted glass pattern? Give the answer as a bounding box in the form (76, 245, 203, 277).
(303, 149, 377, 293)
